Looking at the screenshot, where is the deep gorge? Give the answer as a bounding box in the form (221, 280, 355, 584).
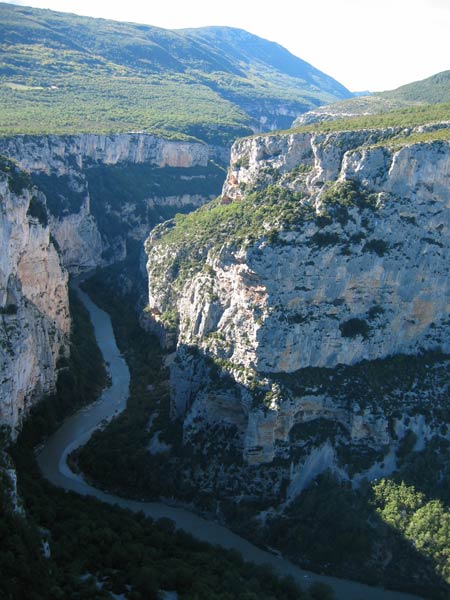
(2, 120, 450, 599)
(1, 5, 450, 596)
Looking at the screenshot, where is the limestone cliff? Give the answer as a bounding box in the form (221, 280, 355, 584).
(0, 158, 69, 436)
(146, 122, 450, 496)
(218, 125, 450, 369)
(0, 134, 225, 273)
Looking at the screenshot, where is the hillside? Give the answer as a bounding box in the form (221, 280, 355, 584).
(294, 70, 450, 126)
(0, 2, 351, 144)
(139, 117, 450, 596)
(380, 70, 450, 104)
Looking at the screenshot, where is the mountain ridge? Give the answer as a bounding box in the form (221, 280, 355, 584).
(0, 2, 351, 143)
(294, 70, 450, 126)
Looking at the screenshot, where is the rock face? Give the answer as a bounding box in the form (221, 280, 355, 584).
(218, 129, 450, 370)
(146, 123, 450, 497)
(0, 134, 211, 174)
(0, 134, 224, 273)
(0, 160, 69, 436)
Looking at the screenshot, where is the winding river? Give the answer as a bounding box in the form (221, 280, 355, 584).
(37, 284, 423, 600)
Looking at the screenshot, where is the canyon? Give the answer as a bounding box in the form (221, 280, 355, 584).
(2, 3, 449, 597)
(0, 133, 223, 434)
(1, 109, 449, 600)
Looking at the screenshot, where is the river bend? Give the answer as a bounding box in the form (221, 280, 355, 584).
(37, 284, 423, 600)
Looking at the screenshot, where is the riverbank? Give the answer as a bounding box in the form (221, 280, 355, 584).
(37, 282, 424, 600)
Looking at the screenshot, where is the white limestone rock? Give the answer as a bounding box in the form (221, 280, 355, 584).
(0, 133, 210, 175)
(0, 170, 69, 436)
(146, 123, 450, 477)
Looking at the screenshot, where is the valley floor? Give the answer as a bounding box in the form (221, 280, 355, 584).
(37, 280, 425, 600)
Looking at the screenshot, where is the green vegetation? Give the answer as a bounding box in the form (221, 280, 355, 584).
(0, 155, 33, 195)
(0, 3, 350, 142)
(149, 186, 314, 287)
(274, 350, 450, 413)
(86, 162, 225, 209)
(262, 474, 449, 598)
(339, 317, 371, 340)
(320, 180, 377, 211)
(292, 70, 450, 128)
(362, 238, 390, 256)
(26, 195, 48, 226)
(0, 273, 315, 600)
(379, 70, 450, 105)
(149, 178, 385, 305)
(0, 304, 18, 315)
(0, 76, 249, 144)
(0, 450, 57, 600)
(376, 126, 450, 148)
(288, 102, 450, 138)
(29, 161, 226, 245)
(30, 173, 85, 218)
(5, 448, 313, 600)
(373, 479, 450, 584)
(86, 161, 225, 238)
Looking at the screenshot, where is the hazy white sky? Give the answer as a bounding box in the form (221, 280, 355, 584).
(7, 0, 450, 92)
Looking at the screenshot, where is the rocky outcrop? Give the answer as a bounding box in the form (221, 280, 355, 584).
(146, 122, 450, 493)
(291, 95, 404, 126)
(0, 134, 211, 174)
(0, 159, 69, 436)
(150, 124, 450, 370)
(0, 134, 225, 273)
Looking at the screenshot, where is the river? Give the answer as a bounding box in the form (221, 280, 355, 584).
(37, 283, 423, 600)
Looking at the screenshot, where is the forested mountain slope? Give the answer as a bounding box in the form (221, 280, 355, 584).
(0, 2, 351, 143)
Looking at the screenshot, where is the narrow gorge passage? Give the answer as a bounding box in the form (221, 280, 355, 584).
(37, 281, 423, 600)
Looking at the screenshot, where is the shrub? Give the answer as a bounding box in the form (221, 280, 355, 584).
(27, 195, 48, 227)
(339, 318, 370, 340)
(363, 238, 389, 256)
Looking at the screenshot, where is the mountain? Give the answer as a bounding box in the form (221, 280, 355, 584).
(294, 70, 450, 126)
(0, 2, 351, 144)
(143, 113, 450, 595)
(380, 70, 450, 104)
(180, 26, 350, 100)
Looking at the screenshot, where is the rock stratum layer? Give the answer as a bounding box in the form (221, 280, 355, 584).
(0, 159, 69, 435)
(146, 123, 450, 494)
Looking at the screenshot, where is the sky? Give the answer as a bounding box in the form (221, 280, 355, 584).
(6, 0, 450, 92)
